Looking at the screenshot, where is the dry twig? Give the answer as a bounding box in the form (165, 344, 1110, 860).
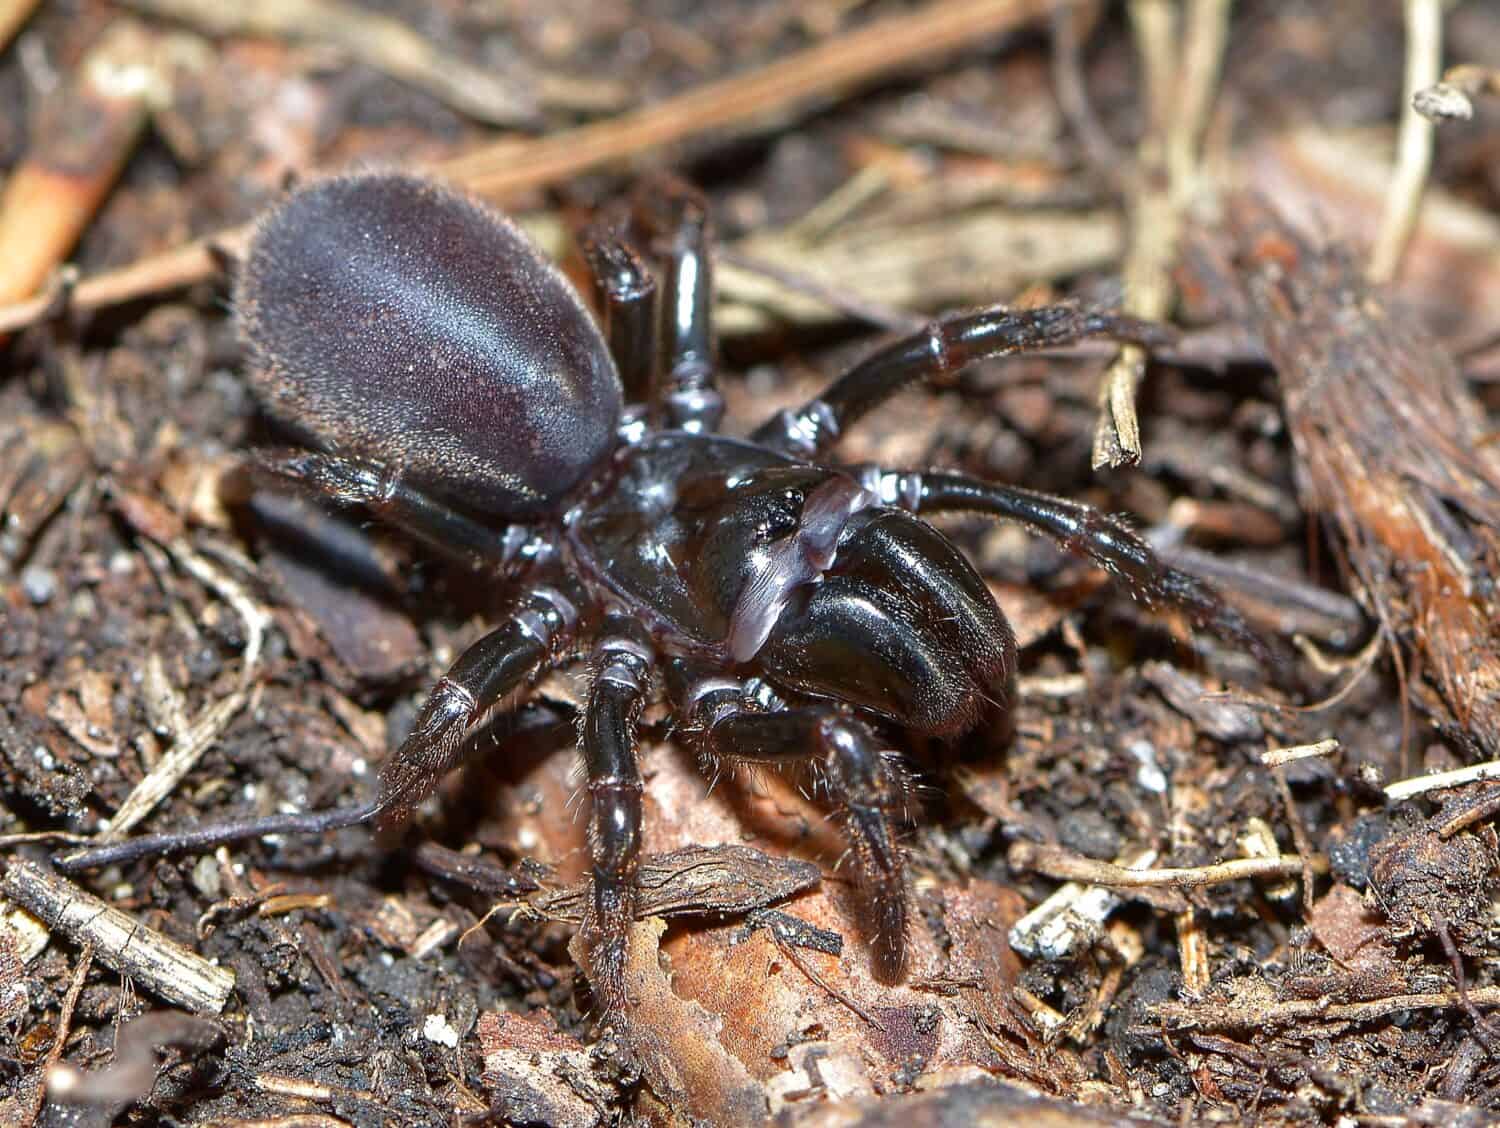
(1387, 759, 1500, 802)
(2, 859, 234, 1014)
(1008, 840, 1320, 890)
(1260, 738, 1340, 768)
(1157, 985, 1500, 1032)
(1091, 0, 1234, 468)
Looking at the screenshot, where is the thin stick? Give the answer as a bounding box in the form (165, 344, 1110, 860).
(445, 0, 1051, 194)
(1260, 738, 1340, 768)
(1091, 0, 1233, 469)
(1156, 984, 1500, 1032)
(1008, 840, 1320, 889)
(1369, 0, 1442, 282)
(764, 920, 884, 1032)
(3, 860, 235, 1014)
(1049, 2, 1123, 188)
(1386, 759, 1500, 801)
(1166, 0, 1235, 204)
(1269, 765, 1317, 918)
(0, 0, 1051, 336)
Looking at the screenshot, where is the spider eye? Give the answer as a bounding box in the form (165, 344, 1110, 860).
(759, 488, 805, 540)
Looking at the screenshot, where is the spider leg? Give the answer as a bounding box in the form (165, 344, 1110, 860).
(579, 211, 660, 419)
(752, 305, 1170, 458)
(256, 450, 550, 575)
(633, 176, 722, 433)
(672, 668, 909, 982)
(375, 576, 588, 827)
(859, 466, 1270, 662)
(578, 613, 654, 1012)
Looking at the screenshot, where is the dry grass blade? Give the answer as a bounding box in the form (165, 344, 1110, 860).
(121, 0, 623, 126)
(1369, 0, 1443, 282)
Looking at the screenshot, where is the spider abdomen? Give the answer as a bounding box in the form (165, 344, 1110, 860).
(236, 172, 624, 517)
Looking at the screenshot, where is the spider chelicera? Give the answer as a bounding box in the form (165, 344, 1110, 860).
(167, 171, 1259, 1011)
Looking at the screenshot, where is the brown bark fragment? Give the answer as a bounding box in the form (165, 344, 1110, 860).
(1225, 195, 1500, 759)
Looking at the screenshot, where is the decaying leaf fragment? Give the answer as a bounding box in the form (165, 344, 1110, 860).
(532, 844, 823, 924)
(571, 917, 770, 1126)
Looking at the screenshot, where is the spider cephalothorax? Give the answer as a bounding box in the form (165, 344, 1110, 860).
(231, 171, 1260, 1010)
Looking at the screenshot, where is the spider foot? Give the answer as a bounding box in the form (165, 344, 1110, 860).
(580, 872, 637, 1014)
(841, 797, 909, 983)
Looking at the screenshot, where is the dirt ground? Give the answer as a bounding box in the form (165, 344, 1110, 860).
(4, 1, 1500, 1125)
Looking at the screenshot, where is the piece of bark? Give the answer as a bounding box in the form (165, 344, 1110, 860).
(2, 860, 234, 1015)
(1223, 196, 1500, 759)
(1235, 127, 1500, 346)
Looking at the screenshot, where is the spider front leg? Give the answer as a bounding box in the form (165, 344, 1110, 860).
(673, 670, 909, 982)
(579, 212, 659, 418)
(633, 176, 722, 433)
(860, 466, 1269, 661)
(753, 305, 1171, 458)
(578, 614, 654, 1012)
(376, 576, 588, 826)
(256, 450, 549, 575)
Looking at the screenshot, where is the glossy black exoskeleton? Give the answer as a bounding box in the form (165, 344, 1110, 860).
(234, 171, 1262, 1010)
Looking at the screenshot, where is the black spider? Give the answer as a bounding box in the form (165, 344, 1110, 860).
(108, 172, 1265, 1011)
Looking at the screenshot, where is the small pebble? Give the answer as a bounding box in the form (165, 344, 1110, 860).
(1129, 739, 1167, 794)
(1412, 83, 1473, 123)
(192, 854, 223, 899)
(423, 1013, 459, 1048)
(20, 566, 56, 604)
